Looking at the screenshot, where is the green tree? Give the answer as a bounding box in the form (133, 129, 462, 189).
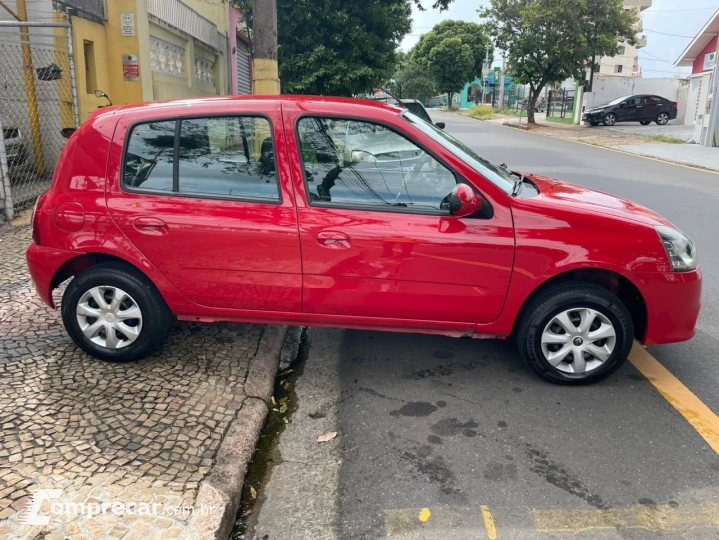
(388, 58, 438, 102)
(428, 37, 474, 108)
(481, 0, 637, 123)
(228, 0, 456, 96)
(412, 20, 493, 82)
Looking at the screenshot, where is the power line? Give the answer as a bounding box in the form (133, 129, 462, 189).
(642, 28, 695, 38)
(638, 49, 673, 64)
(643, 5, 719, 13)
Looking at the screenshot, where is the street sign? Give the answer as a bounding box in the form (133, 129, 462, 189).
(123, 54, 139, 81)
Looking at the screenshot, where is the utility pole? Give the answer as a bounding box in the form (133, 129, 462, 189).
(482, 46, 490, 104)
(16, 0, 45, 174)
(252, 0, 280, 95)
(497, 53, 505, 109)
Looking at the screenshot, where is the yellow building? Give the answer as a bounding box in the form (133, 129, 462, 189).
(55, 0, 230, 122)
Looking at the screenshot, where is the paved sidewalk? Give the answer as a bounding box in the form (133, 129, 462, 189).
(616, 143, 719, 172)
(0, 225, 279, 539)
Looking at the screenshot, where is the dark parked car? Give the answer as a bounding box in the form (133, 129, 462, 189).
(583, 94, 678, 127)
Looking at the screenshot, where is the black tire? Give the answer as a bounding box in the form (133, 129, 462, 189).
(602, 113, 617, 126)
(589, 122, 600, 126)
(656, 112, 670, 126)
(640, 120, 651, 126)
(61, 262, 172, 362)
(514, 283, 634, 385)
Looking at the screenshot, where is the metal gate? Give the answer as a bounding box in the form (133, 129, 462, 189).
(236, 37, 251, 95)
(546, 88, 575, 120)
(0, 20, 78, 222)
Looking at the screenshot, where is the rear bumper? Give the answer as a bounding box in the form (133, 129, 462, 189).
(632, 268, 702, 345)
(26, 242, 81, 308)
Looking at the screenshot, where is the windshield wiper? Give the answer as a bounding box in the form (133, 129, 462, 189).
(510, 171, 524, 197)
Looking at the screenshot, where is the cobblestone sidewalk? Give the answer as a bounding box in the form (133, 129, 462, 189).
(0, 225, 271, 539)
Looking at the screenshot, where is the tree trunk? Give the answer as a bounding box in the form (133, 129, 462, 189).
(526, 86, 544, 124)
(253, 0, 280, 94)
(447, 91, 453, 109)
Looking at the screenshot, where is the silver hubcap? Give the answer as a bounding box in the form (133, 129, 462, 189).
(605, 115, 615, 125)
(540, 308, 616, 375)
(76, 286, 143, 350)
(658, 114, 668, 124)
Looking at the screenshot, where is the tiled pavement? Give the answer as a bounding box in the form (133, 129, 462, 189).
(0, 225, 265, 539)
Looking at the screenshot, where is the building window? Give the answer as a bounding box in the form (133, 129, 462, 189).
(150, 36, 185, 76)
(195, 55, 216, 86)
(614, 65, 623, 73)
(617, 45, 625, 55)
(83, 40, 96, 94)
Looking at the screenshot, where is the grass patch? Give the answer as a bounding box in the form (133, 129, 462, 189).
(648, 134, 684, 144)
(496, 106, 523, 117)
(468, 104, 494, 120)
(546, 116, 574, 124)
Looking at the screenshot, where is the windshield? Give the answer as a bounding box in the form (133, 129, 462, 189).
(607, 95, 632, 106)
(401, 111, 516, 194)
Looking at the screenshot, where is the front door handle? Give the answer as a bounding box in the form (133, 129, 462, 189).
(134, 217, 168, 235)
(316, 231, 350, 249)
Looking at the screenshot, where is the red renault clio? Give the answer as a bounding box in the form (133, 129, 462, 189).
(26, 96, 701, 384)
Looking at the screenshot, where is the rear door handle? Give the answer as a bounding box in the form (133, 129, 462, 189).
(134, 217, 168, 235)
(316, 231, 350, 249)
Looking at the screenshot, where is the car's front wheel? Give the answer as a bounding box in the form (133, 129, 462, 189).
(602, 113, 617, 126)
(515, 283, 634, 385)
(656, 112, 670, 125)
(61, 262, 172, 362)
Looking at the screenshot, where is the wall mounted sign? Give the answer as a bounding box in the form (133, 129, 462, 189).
(121, 13, 136, 37)
(123, 54, 139, 81)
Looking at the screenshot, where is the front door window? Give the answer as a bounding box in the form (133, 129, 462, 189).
(297, 117, 457, 214)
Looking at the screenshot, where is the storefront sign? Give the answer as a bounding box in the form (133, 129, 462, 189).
(123, 54, 139, 81)
(120, 13, 135, 37)
(704, 51, 716, 71)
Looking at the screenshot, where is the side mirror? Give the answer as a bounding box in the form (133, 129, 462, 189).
(60, 127, 77, 139)
(619, 102, 626, 108)
(435, 122, 446, 129)
(448, 184, 481, 218)
(94, 89, 112, 105)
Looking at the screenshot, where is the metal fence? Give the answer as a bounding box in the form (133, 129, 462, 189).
(547, 88, 575, 120)
(0, 21, 78, 222)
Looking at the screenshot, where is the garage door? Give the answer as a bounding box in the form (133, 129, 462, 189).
(237, 38, 252, 95)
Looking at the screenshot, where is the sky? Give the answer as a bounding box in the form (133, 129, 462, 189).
(401, 0, 719, 78)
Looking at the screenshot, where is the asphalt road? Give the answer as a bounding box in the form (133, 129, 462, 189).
(249, 111, 719, 540)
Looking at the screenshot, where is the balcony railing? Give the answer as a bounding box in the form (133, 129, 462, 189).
(636, 35, 647, 48)
(623, 0, 652, 12)
(53, 0, 106, 22)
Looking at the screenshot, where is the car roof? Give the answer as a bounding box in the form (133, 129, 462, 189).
(99, 95, 405, 120)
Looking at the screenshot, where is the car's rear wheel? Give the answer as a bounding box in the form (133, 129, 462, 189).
(656, 112, 670, 125)
(61, 263, 172, 362)
(515, 283, 633, 385)
(589, 121, 600, 126)
(602, 113, 617, 126)
(640, 120, 651, 125)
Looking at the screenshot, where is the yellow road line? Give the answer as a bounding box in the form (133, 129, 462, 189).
(480, 505, 497, 539)
(533, 503, 719, 533)
(629, 343, 719, 455)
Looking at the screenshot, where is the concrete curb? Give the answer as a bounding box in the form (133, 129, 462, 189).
(183, 325, 290, 540)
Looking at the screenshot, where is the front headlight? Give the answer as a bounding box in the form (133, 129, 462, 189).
(656, 226, 697, 272)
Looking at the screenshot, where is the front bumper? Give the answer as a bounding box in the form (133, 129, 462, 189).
(26, 242, 81, 308)
(632, 268, 702, 345)
(582, 111, 604, 123)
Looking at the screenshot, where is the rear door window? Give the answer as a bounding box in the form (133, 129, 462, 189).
(177, 117, 278, 200)
(122, 116, 279, 201)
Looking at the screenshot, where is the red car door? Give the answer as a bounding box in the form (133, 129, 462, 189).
(106, 100, 302, 312)
(284, 101, 515, 326)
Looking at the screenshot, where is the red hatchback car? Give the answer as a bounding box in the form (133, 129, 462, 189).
(26, 96, 701, 384)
